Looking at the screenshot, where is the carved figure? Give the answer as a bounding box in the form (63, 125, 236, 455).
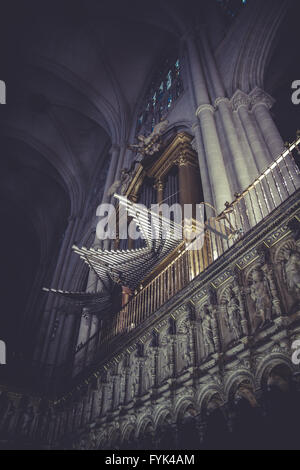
(225, 287, 243, 340)
(282, 248, 300, 300)
(249, 268, 272, 328)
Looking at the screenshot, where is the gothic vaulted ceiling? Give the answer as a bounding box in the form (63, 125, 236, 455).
(0, 0, 201, 353)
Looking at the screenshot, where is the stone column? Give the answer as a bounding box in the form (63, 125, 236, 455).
(232, 269, 249, 337)
(170, 336, 177, 378)
(185, 33, 232, 213)
(192, 122, 214, 209)
(231, 90, 269, 174)
(196, 104, 232, 212)
(200, 30, 252, 192)
(38, 215, 80, 367)
(91, 383, 101, 422)
(102, 144, 121, 204)
(216, 98, 253, 190)
(250, 88, 284, 161)
(250, 87, 300, 193)
(153, 346, 160, 388)
(124, 365, 131, 404)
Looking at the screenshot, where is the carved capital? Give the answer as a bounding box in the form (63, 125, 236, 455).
(214, 97, 230, 110)
(249, 87, 275, 110)
(230, 90, 250, 112)
(174, 152, 189, 167)
(153, 178, 164, 191)
(195, 103, 214, 117)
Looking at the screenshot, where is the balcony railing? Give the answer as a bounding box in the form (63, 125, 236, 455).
(73, 137, 300, 377)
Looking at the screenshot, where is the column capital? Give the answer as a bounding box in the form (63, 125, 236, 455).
(195, 103, 214, 117)
(176, 153, 189, 167)
(230, 89, 250, 112)
(214, 97, 230, 110)
(249, 87, 275, 110)
(175, 152, 197, 168)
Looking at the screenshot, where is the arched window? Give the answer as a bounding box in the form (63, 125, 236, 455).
(136, 56, 183, 136)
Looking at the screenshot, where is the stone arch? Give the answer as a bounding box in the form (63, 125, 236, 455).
(198, 385, 230, 450)
(224, 369, 256, 403)
(97, 433, 107, 450)
(256, 354, 299, 449)
(121, 423, 136, 446)
(135, 414, 156, 450)
(175, 397, 200, 450)
(255, 353, 293, 390)
(154, 406, 177, 450)
(107, 426, 121, 449)
(1, 126, 81, 216)
(231, 1, 288, 94)
(154, 406, 174, 429)
(33, 54, 124, 144)
(174, 397, 198, 423)
(136, 415, 155, 439)
(273, 238, 298, 265)
(196, 383, 225, 416)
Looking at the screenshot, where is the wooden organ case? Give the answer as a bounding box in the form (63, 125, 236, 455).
(115, 132, 209, 304)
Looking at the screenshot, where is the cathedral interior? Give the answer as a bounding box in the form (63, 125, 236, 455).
(0, 0, 300, 450)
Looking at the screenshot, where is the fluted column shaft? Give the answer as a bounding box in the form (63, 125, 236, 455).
(232, 91, 269, 173)
(196, 104, 232, 211)
(185, 33, 232, 212)
(201, 31, 253, 191)
(250, 89, 284, 161)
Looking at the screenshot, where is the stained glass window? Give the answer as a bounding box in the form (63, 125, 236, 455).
(136, 56, 183, 135)
(166, 71, 172, 90)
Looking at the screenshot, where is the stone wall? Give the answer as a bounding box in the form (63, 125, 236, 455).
(1, 190, 299, 450)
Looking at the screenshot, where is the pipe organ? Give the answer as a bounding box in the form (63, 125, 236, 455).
(121, 132, 203, 248)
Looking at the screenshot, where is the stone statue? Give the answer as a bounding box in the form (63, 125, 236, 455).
(128, 120, 168, 157)
(143, 357, 153, 392)
(201, 305, 216, 358)
(108, 120, 168, 198)
(130, 360, 140, 398)
(249, 268, 272, 329)
(107, 167, 133, 197)
(179, 338, 188, 370)
(224, 287, 243, 340)
(282, 248, 300, 300)
(160, 345, 170, 382)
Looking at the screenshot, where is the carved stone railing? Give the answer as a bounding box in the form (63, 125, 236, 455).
(1, 184, 300, 449)
(72, 137, 300, 377)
